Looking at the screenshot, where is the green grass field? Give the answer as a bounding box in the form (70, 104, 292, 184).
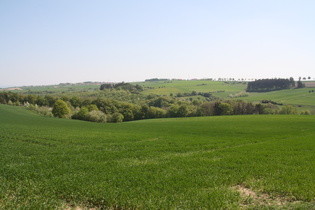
(136, 80, 247, 97)
(240, 88, 315, 106)
(1, 105, 315, 209)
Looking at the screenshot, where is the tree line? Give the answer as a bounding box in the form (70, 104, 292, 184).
(247, 78, 296, 92)
(100, 82, 143, 92)
(0, 91, 310, 123)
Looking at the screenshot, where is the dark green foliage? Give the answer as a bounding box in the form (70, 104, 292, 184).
(100, 82, 143, 92)
(148, 96, 174, 108)
(218, 103, 233, 115)
(110, 112, 124, 122)
(168, 103, 199, 117)
(86, 104, 98, 112)
(72, 107, 89, 120)
(52, 99, 70, 118)
(145, 78, 170, 82)
(45, 95, 57, 107)
(247, 78, 295, 92)
(93, 98, 116, 114)
(70, 96, 82, 108)
(99, 83, 114, 89)
(297, 80, 305, 88)
(35, 96, 48, 106)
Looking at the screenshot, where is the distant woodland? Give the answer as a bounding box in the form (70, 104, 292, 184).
(246, 78, 296, 92)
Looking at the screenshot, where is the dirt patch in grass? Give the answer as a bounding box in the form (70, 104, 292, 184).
(232, 185, 301, 208)
(305, 82, 315, 87)
(64, 203, 97, 210)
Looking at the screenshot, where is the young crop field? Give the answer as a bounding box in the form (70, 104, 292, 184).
(135, 80, 247, 97)
(240, 88, 315, 106)
(1, 105, 315, 209)
(6, 84, 100, 95)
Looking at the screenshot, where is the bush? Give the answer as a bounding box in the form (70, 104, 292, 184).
(279, 105, 298, 115)
(300, 110, 311, 115)
(218, 103, 233, 115)
(72, 107, 89, 120)
(87, 104, 99, 112)
(86, 110, 107, 123)
(27, 105, 53, 117)
(263, 108, 276, 115)
(52, 99, 70, 118)
(109, 113, 124, 123)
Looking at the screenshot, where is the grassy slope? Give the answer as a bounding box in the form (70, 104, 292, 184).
(136, 80, 247, 97)
(1, 105, 315, 209)
(239, 88, 315, 105)
(137, 80, 315, 112)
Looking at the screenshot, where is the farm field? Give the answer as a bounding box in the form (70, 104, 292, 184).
(239, 88, 315, 106)
(135, 80, 247, 98)
(1, 105, 315, 209)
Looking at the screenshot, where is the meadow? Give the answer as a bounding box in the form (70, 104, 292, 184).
(136, 80, 247, 97)
(1, 105, 315, 209)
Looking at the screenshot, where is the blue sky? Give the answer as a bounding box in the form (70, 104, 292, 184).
(1, 0, 315, 87)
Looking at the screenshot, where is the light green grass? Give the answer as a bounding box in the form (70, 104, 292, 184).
(1, 105, 315, 209)
(240, 88, 315, 105)
(11, 84, 100, 94)
(135, 80, 247, 97)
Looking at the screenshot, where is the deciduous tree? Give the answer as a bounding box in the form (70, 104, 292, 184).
(52, 99, 70, 118)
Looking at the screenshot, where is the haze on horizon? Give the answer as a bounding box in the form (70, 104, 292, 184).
(1, 0, 315, 87)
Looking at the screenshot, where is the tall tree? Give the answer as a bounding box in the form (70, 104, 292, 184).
(52, 99, 70, 118)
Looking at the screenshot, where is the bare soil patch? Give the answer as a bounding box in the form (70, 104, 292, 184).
(232, 185, 300, 208)
(305, 82, 315, 87)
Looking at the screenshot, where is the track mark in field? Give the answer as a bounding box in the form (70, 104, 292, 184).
(164, 140, 267, 159)
(64, 205, 90, 210)
(119, 141, 265, 167)
(123, 158, 160, 166)
(232, 185, 301, 208)
(2, 133, 57, 147)
(134, 137, 160, 143)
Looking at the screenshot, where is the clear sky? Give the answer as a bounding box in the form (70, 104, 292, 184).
(1, 0, 315, 87)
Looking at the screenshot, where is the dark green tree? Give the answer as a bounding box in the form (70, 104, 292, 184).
(70, 96, 82, 108)
(218, 103, 233, 115)
(72, 107, 89, 120)
(110, 113, 124, 123)
(297, 80, 305, 88)
(52, 99, 70, 118)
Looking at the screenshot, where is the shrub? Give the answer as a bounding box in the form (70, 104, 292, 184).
(300, 110, 311, 115)
(52, 99, 70, 118)
(279, 105, 298, 115)
(27, 104, 53, 117)
(86, 110, 107, 123)
(72, 107, 89, 120)
(87, 104, 99, 112)
(109, 112, 124, 123)
(218, 103, 233, 115)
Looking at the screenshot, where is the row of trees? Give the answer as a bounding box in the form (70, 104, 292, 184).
(247, 78, 296, 92)
(100, 82, 143, 92)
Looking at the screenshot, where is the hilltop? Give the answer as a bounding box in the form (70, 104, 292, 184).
(1, 78, 314, 123)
